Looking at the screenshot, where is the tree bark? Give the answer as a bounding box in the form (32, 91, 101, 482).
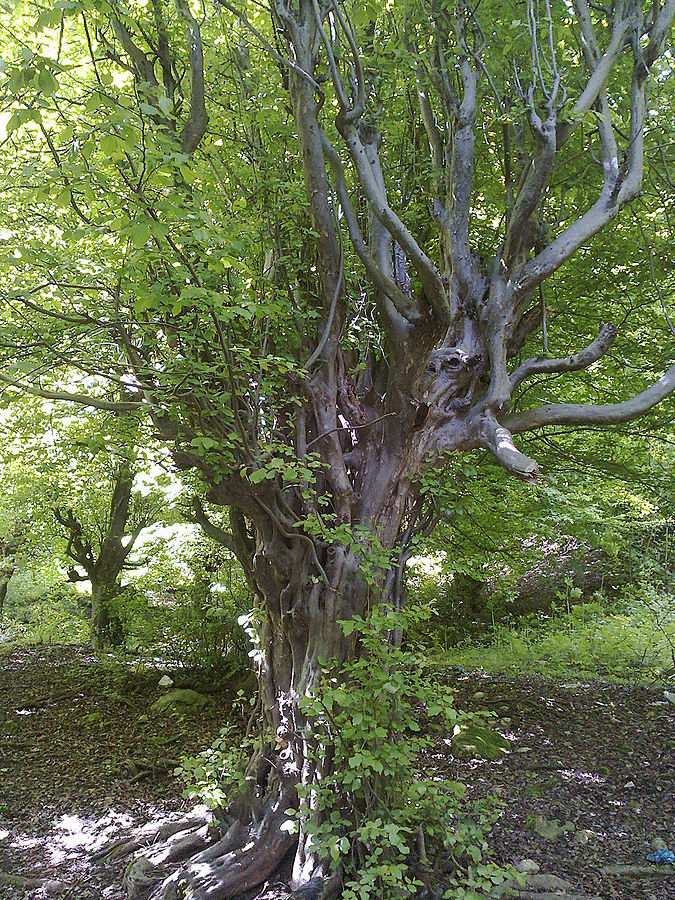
(90, 578, 124, 649)
(0, 571, 11, 620)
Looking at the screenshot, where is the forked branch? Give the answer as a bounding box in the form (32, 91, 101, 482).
(510, 322, 617, 392)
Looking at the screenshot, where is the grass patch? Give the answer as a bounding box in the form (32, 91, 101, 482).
(438, 585, 675, 682)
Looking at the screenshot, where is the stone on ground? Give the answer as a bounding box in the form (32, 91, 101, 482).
(150, 688, 215, 716)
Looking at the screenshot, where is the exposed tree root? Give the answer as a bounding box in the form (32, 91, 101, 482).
(111, 793, 304, 900)
(94, 812, 211, 864)
(150, 807, 295, 900)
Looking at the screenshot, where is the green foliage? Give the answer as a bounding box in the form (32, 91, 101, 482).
(8, 580, 89, 644)
(176, 719, 253, 810)
(107, 584, 152, 644)
(132, 535, 251, 675)
(443, 583, 675, 682)
(286, 605, 511, 898)
(167, 577, 249, 676)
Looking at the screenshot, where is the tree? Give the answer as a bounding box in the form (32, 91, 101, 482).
(0, 523, 24, 618)
(43, 409, 160, 647)
(53, 460, 151, 646)
(1, 0, 674, 895)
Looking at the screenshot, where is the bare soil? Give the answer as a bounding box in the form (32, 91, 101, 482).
(0, 645, 673, 899)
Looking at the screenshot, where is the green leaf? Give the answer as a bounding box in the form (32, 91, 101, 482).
(128, 222, 152, 248)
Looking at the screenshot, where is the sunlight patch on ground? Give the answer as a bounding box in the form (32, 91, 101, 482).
(559, 770, 606, 785)
(32, 805, 212, 868)
(11, 835, 41, 850)
(42, 810, 136, 865)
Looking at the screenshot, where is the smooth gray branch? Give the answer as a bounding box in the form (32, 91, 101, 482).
(510, 322, 617, 392)
(504, 363, 675, 433)
(0, 372, 144, 411)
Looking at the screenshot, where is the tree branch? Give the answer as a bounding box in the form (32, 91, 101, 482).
(476, 413, 540, 481)
(509, 322, 617, 392)
(503, 363, 675, 433)
(572, 0, 629, 119)
(0, 373, 144, 411)
(319, 134, 421, 327)
(189, 496, 236, 553)
(338, 120, 449, 323)
(516, 0, 674, 296)
(175, 0, 209, 153)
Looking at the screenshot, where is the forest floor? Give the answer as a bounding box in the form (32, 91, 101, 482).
(0, 644, 673, 900)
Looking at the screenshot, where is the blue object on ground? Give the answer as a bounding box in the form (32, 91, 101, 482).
(646, 849, 675, 864)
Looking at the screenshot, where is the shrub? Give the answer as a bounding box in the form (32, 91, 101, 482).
(15, 581, 90, 644)
(443, 582, 675, 682)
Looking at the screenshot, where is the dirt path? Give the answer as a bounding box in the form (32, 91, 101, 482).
(0, 646, 673, 899)
(0, 645, 231, 899)
(442, 672, 675, 899)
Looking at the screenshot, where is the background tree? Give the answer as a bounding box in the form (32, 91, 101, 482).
(53, 460, 147, 646)
(47, 412, 160, 647)
(0, 0, 674, 896)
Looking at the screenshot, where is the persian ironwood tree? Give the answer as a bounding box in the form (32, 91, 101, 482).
(1, 0, 674, 895)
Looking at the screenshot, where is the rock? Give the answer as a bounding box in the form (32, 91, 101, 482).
(664, 690, 675, 705)
(451, 722, 510, 760)
(526, 814, 574, 841)
(158, 674, 174, 688)
(124, 857, 156, 896)
(603, 863, 674, 877)
(150, 688, 215, 716)
(473, 690, 486, 700)
(491, 869, 584, 898)
(525, 872, 574, 892)
(624, 781, 635, 789)
(516, 858, 540, 874)
(652, 837, 669, 851)
(575, 829, 594, 844)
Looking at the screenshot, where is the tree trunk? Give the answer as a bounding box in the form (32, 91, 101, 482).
(123, 470, 415, 899)
(90, 578, 124, 649)
(254, 538, 372, 888)
(0, 574, 10, 620)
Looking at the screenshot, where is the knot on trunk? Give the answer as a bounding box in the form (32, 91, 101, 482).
(415, 347, 481, 423)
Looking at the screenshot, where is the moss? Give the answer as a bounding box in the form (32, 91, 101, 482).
(451, 722, 511, 760)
